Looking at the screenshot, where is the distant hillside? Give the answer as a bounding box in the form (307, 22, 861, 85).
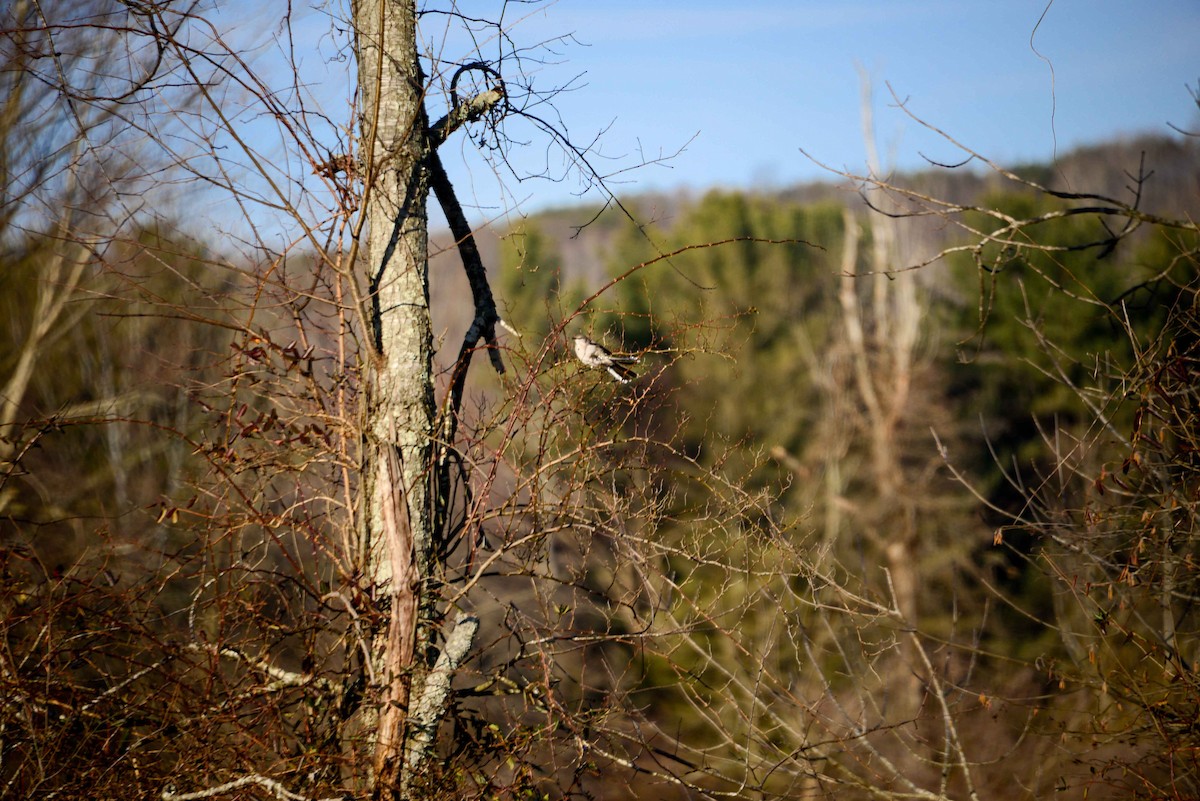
(428, 133, 1199, 360)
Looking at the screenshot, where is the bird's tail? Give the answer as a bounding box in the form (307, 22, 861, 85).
(606, 364, 636, 383)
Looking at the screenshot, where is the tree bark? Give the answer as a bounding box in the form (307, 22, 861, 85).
(352, 0, 434, 795)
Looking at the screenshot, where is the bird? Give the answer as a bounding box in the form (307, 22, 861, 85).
(572, 334, 639, 384)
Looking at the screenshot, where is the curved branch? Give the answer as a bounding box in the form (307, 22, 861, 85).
(427, 62, 505, 149)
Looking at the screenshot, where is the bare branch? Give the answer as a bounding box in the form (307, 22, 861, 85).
(403, 613, 479, 772)
(161, 775, 346, 801)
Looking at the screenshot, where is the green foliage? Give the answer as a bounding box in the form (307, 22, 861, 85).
(498, 220, 584, 345)
(607, 193, 843, 494)
(947, 192, 1187, 471)
(592, 214, 662, 349)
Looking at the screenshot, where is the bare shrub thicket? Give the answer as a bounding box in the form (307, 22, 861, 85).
(830, 95, 1200, 798)
(1, 2, 820, 798)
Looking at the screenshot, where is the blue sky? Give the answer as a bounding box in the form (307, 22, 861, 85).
(222, 1, 1196, 235)
(426, 0, 1199, 219)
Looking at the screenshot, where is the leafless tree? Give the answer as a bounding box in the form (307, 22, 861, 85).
(1, 2, 734, 799)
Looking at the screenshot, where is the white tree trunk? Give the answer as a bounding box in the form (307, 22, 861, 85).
(352, 0, 434, 794)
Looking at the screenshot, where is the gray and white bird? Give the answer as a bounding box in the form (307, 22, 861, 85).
(572, 334, 639, 384)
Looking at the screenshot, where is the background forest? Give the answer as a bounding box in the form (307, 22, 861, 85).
(2, 2, 1200, 800)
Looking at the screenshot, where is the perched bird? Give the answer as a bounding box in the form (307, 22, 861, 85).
(572, 334, 639, 384)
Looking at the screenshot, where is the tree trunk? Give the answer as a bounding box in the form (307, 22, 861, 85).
(352, 0, 434, 796)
